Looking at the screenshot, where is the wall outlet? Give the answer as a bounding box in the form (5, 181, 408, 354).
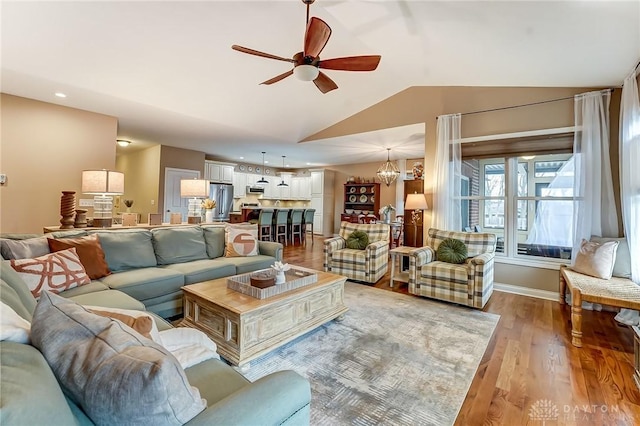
(0, 174, 6, 185)
(79, 198, 94, 207)
(151, 199, 155, 205)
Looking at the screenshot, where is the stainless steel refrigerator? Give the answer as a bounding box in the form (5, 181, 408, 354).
(209, 183, 234, 221)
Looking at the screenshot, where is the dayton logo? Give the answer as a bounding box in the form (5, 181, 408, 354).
(529, 399, 559, 425)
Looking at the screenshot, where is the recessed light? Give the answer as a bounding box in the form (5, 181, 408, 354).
(306, 162, 311, 165)
(55, 92, 67, 98)
(239, 156, 244, 160)
(264, 161, 269, 164)
(286, 164, 290, 167)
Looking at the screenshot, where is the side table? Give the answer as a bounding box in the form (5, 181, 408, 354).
(634, 326, 640, 391)
(389, 246, 415, 288)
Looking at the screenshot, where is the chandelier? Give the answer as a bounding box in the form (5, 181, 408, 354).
(376, 148, 400, 187)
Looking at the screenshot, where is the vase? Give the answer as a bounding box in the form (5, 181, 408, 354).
(275, 271, 286, 285)
(126, 207, 132, 213)
(205, 209, 214, 223)
(384, 212, 391, 224)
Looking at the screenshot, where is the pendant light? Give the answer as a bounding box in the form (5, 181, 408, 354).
(256, 151, 269, 185)
(376, 148, 400, 186)
(277, 156, 289, 187)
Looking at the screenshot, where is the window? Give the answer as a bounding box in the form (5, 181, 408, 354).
(459, 153, 574, 261)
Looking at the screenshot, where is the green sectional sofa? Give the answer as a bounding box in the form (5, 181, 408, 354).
(1, 224, 283, 318)
(0, 261, 311, 425)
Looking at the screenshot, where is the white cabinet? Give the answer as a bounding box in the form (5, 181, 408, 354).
(232, 172, 247, 198)
(309, 169, 335, 236)
(204, 161, 234, 184)
(291, 176, 311, 200)
(273, 173, 292, 199)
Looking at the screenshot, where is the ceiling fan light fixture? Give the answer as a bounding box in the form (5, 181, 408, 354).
(293, 64, 319, 81)
(376, 148, 400, 187)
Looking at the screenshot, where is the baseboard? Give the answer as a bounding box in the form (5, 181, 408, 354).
(493, 282, 559, 301)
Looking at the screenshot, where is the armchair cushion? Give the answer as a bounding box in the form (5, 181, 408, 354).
(436, 238, 468, 264)
(346, 230, 369, 250)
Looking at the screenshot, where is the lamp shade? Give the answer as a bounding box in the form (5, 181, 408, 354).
(180, 179, 209, 198)
(405, 193, 429, 211)
(293, 64, 320, 81)
(81, 170, 124, 195)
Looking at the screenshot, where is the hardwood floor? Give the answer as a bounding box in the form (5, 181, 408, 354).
(284, 236, 640, 425)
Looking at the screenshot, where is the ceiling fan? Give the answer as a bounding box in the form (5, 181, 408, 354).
(231, 0, 381, 94)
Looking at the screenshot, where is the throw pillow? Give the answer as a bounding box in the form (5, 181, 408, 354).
(10, 248, 91, 298)
(88, 308, 154, 340)
(590, 236, 631, 279)
(30, 292, 206, 426)
(572, 238, 619, 279)
(0, 300, 31, 343)
(0, 236, 50, 260)
(225, 224, 259, 257)
(437, 238, 468, 264)
(47, 234, 111, 280)
(346, 230, 369, 250)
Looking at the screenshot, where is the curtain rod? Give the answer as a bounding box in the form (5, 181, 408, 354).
(438, 88, 614, 118)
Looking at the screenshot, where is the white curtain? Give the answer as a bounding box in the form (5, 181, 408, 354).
(615, 69, 640, 327)
(571, 90, 619, 261)
(432, 113, 462, 231)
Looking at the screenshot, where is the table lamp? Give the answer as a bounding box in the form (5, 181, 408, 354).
(180, 178, 209, 224)
(82, 170, 125, 228)
(404, 192, 428, 247)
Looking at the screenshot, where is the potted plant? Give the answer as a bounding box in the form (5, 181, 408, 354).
(379, 204, 395, 223)
(201, 199, 216, 223)
(123, 199, 134, 213)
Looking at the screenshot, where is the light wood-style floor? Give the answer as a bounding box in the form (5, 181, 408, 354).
(284, 236, 640, 425)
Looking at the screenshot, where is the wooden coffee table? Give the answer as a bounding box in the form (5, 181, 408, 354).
(181, 269, 348, 368)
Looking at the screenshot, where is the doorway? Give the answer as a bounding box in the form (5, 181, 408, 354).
(163, 168, 200, 222)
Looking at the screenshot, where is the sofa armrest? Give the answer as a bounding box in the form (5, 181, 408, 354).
(408, 246, 436, 286)
(257, 241, 283, 261)
(469, 252, 494, 266)
(185, 370, 310, 426)
(323, 237, 345, 272)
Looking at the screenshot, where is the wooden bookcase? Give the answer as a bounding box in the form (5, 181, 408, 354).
(343, 182, 380, 222)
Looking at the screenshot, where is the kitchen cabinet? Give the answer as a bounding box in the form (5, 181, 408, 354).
(204, 161, 234, 184)
(309, 169, 335, 236)
(232, 172, 247, 198)
(272, 173, 292, 199)
(291, 176, 311, 200)
(343, 182, 380, 218)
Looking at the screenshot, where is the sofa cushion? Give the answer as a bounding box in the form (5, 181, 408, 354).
(59, 281, 109, 298)
(90, 229, 157, 272)
(68, 289, 146, 311)
(30, 292, 206, 426)
(420, 261, 468, 286)
(590, 236, 631, 279)
(0, 236, 49, 260)
(572, 238, 619, 279)
(346, 230, 369, 250)
(163, 259, 236, 285)
(152, 227, 208, 265)
(0, 280, 33, 321)
(10, 248, 91, 298)
(0, 262, 37, 318)
(184, 357, 250, 406)
(202, 225, 226, 258)
(436, 238, 468, 264)
(99, 267, 184, 302)
(0, 342, 79, 426)
(224, 255, 278, 275)
(225, 224, 259, 257)
(47, 234, 111, 279)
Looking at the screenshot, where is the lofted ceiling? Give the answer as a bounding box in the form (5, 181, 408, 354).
(2, 1, 639, 169)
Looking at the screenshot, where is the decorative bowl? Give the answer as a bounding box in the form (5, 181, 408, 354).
(354, 210, 362, 214)
(345, 209, 354, 214)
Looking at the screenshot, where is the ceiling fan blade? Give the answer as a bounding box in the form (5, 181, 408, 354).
(304, 17, 331, 58)
(260, 70, 294, 85)
(232, 45, 295, 63)
(313, 72, 338, 94)
(319, 55, 381, 71)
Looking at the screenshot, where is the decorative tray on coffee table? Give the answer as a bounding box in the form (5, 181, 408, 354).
(227, 267, 318, 299)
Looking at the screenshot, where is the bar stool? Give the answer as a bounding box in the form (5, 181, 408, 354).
(302, 208, 315, 245)
(289, 209, 305, 245)
(257, 209, 274, 241)
(274, 209, 289, 246)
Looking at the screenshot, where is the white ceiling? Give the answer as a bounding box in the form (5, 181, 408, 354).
(2, 1, 639, 168)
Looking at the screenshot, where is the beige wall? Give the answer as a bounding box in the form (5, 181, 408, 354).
(115, 145, 161, 223)
(0, 94, 117, 233)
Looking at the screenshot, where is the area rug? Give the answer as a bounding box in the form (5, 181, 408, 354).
(241, 282, 500, 425)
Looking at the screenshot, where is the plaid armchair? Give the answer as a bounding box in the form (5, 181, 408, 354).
(324, 222, 390, 283)
(408, 228, 497, 309)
